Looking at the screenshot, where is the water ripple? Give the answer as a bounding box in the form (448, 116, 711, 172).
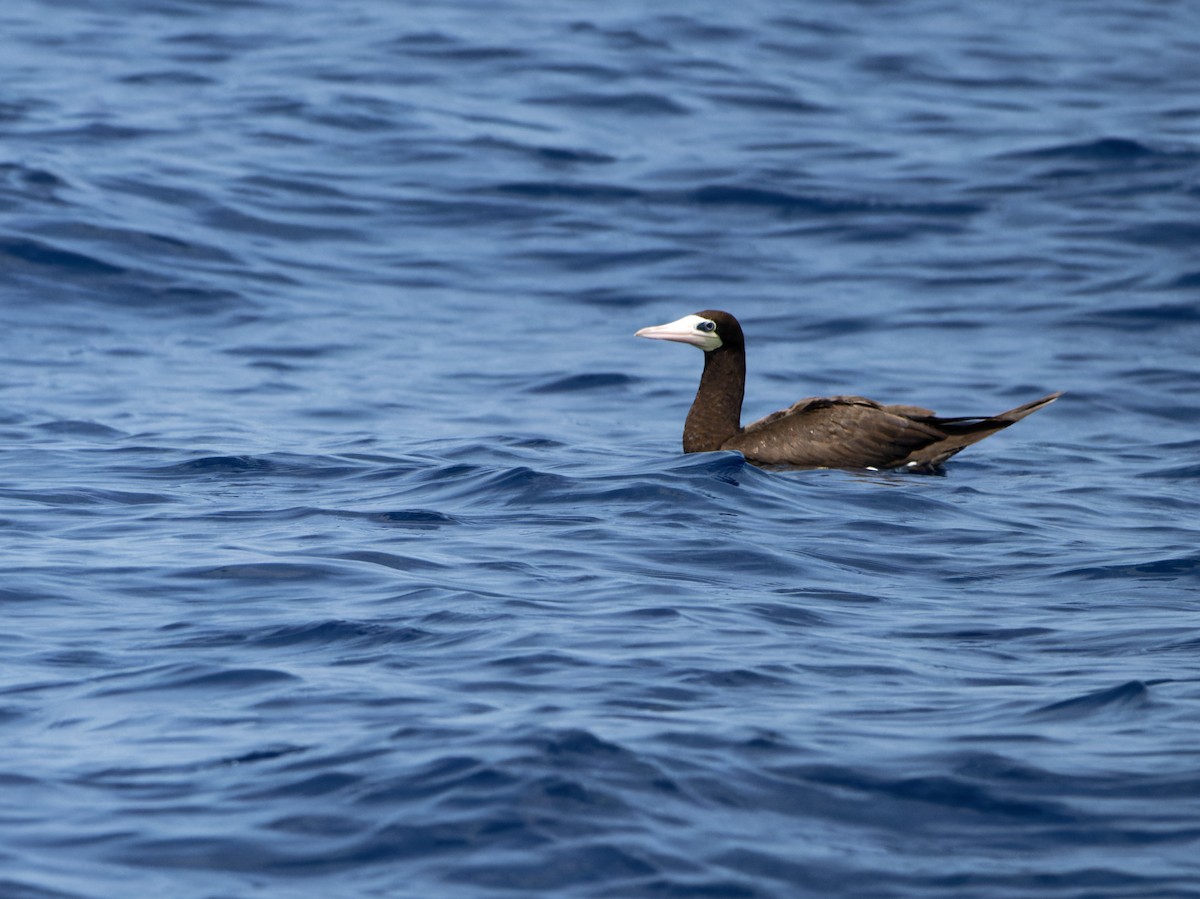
(3, 1, 1200, 897)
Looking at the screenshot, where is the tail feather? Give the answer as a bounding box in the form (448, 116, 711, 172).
(898, 391, 1062, 470)
(931, 391, 1063, 428)
(993, 391, 1064, 422)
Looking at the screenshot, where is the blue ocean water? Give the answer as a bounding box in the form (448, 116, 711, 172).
(3, 0, 1200, 896)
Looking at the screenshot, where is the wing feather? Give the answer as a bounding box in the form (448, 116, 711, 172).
(726, 396, 945, 468)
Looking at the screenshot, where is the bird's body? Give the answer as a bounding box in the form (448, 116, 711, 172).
(635, 310, 1060, 471)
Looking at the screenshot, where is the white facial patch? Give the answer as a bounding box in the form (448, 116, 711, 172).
(634, 314, 724, 351)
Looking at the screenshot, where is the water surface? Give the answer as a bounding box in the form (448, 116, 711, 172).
(3, 1, 1200, 896)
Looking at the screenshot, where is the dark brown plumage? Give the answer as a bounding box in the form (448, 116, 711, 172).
(635, 310, 1061, 471)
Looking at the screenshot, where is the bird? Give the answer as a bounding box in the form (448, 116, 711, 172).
(635, 310, 1060, 471)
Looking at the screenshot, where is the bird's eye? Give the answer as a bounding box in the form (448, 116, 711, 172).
(697, 320, 716, 333)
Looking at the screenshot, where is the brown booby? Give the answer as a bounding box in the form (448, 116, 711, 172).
(635, 310, 1060, 471)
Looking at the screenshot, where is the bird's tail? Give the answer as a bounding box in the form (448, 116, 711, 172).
(934, 391, 1063, 428)
(993, 391, 1064, 423)
(899, 391, 1062, 470)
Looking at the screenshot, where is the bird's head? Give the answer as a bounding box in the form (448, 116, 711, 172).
(634, 310, 743, 353)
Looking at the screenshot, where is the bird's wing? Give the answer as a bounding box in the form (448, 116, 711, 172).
(727, 396, 946, 468)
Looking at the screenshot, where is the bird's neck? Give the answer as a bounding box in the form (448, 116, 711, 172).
(683, 346, 745, 452)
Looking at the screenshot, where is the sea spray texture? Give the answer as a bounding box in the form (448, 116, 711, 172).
(3, 1, 1200, 897)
